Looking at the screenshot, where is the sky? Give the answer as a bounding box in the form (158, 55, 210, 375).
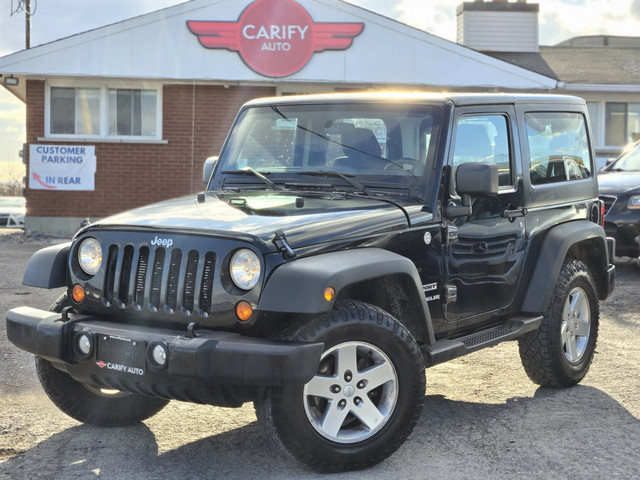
(1, 0, 640, 164)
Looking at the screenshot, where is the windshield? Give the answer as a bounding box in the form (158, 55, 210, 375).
(611, 142, 640, 171)
(213, 103, 441, 196)
(0, 197, 25, 208)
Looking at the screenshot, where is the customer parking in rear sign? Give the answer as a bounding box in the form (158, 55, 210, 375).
(29, 144, 96, 190)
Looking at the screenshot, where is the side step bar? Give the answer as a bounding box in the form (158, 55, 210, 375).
(422, 315, 543, 367)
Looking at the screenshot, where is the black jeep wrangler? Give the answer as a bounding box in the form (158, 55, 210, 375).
(7, 93, 615, 472)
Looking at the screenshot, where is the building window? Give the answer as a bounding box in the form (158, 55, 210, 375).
(50, 87, 100, 135)
(605, 102, 640, 146)
(108, 89, 157, 136)
(46, 82, 162, 141)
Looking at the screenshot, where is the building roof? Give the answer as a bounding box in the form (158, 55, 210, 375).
(483, 52, 558, 80)
(540, 45, 640, 85)
(556, 35, 640, 48)
(0, 0, 556, 102)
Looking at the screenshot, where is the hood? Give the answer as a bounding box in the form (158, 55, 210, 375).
(597, 171, 640, 196)
(91, 191, 409, 250)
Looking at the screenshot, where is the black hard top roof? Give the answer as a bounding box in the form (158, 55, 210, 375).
(243, 92, 585, 108)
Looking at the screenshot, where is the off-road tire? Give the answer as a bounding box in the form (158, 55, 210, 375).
(35, 294, 169, 426)
(254, 300, 425, 472)
(518, 259, 599, 388)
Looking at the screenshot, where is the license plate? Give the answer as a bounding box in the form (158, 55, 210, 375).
(96, 335, 146, 374)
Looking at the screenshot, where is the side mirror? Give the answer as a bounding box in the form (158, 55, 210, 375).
(202, 156, 218, 184)
(446, 163, 499, 218)
(456, 162, 499, 198)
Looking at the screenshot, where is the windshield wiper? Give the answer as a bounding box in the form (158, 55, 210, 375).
(221, 167, 283, 190)
(297, 170, 370, 195)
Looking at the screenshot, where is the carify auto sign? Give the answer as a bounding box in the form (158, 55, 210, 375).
(187, 0, 364, 77)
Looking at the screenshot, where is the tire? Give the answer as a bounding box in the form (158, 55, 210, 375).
(35, 295, 169, 427)
(255, 301, 425, 472)
(518, 259, 599, 388)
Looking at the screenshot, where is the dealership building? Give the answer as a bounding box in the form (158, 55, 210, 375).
(2, 0, 633, 234)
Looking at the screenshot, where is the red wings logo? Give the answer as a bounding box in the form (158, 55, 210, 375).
(187, 0, 364, 77)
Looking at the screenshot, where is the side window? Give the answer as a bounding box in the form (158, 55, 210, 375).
(453, 115, 511, 188)
(525, 112, 592, 185)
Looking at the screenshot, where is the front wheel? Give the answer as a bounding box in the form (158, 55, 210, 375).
(255, 301, 425, 472)
(518, 259, 599, 388)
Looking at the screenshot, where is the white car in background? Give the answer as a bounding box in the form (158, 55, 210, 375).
(0, 196, 26, 228)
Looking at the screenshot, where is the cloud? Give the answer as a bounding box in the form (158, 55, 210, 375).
(0, 0, 186, 56)
(536, 0, 638, 44)
(348, 0, 640, 46)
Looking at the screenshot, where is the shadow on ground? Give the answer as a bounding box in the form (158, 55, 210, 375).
(2, 386, 639, 480)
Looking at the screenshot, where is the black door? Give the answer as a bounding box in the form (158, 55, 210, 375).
(444, 106, 527, 328)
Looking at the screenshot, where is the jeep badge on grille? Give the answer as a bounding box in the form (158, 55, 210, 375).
(151, 236, 174, 248)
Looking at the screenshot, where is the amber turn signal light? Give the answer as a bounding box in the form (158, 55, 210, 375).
(324, 287, 335, 302)
(235, 301, 253, 322)
(72, 284, 85, 303)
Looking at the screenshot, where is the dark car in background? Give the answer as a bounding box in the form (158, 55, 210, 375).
(599, 140, 640, 258)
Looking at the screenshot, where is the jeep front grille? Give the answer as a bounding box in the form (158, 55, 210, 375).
(103, 244, 216, 316)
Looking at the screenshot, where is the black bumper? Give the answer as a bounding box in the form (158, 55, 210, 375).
(6, 307, 323, 406)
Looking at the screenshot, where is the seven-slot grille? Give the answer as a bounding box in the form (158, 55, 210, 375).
(599, 195, 617, 216)
(103, 244, 216, 316)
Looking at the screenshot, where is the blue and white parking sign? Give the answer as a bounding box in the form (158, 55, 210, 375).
(29, 145, 97, 191)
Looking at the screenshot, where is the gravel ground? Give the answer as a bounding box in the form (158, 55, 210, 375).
(1, 228, 639, 479)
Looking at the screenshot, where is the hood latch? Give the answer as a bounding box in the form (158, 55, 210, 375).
(273, 230, 297, 260)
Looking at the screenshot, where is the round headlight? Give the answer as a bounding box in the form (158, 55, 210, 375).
(78, 238, 102, 276)
(230, 249, 261, 290)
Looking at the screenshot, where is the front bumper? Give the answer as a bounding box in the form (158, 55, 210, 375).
(6, 306, 323, 406)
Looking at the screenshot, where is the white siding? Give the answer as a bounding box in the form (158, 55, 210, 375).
(459, 11, 538, 52)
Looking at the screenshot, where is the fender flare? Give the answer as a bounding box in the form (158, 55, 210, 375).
(521, 221, 608, 313)
(22, 242, 71, 289)
(258, 248, 435, 345)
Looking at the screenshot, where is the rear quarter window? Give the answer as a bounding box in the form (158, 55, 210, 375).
(525, 112, 592, 186)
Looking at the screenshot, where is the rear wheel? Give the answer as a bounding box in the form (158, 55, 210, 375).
(35, 294, 169, 426)
(255, 301, 425, 472)
(518, 259, 599, 387)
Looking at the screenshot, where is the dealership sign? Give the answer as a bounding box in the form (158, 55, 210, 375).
(187, 0, 364, 77)
(29, 145, 96, 191)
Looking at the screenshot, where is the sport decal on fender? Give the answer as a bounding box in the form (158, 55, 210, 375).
(187, 0, 364, 77)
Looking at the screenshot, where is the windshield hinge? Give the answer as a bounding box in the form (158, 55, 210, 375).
(273, 230, 297, 260)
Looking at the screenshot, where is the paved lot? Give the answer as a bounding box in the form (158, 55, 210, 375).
(1, 229, 639, 479)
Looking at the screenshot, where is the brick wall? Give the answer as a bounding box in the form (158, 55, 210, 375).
(25, 80, 275, 218)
